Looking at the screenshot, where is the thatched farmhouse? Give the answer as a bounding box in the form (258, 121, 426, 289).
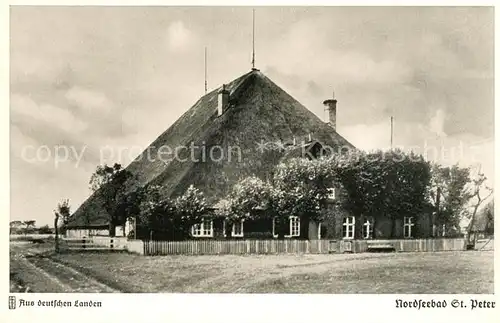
(66, 69, 433, 241)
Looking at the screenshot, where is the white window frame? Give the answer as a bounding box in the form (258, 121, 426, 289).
(403, 216, 414, 239)
(318, 222, 322, 240)
(342, 216, 355, 240)
(223, 219, 244, 238)
(191, 219, 213, 237)
(272, 216, 301, 238)
(362, 218, 373, 239)
(289, 216, 300, 237)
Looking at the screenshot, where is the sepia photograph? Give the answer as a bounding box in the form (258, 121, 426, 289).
(9, 6, 494, 294)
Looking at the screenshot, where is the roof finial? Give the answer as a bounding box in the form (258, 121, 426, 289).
(251, 9, 256, 70)
(204, 47, 208, 94)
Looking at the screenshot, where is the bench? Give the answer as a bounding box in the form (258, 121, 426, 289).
(367, 242, 395, 252)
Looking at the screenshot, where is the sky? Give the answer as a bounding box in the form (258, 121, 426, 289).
(10, 7, 494, 226)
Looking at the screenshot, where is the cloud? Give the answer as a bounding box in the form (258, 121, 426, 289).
(11, 94, 87, 133)
(263, 19, 411, 86)
(166, 21, 195, 52)
(429, 108, 447, 137)
(65, 86, 115, 115)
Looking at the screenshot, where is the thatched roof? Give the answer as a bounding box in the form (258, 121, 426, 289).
(66, 69, 355, 228)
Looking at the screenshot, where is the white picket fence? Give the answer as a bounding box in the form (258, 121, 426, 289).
(57, 237, 468, 256)
(138, 238, 467, 256)
(143, 239, 331, 256)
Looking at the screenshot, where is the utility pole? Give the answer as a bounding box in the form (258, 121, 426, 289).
(251, 9, 256, 70)
(204, 47, 208, 94)
(390, 116, 394, 150)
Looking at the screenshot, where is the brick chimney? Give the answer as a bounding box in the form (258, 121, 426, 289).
(218, 84, 230, 116)
(323, 92, 337, 130)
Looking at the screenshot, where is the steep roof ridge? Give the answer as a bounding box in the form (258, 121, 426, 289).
(138, 71, 259, 189)
(123, 71, 257, 185)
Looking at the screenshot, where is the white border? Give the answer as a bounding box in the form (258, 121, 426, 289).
(2, 2, 498, 323)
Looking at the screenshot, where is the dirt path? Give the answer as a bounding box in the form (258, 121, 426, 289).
(10, 243, 120, 293)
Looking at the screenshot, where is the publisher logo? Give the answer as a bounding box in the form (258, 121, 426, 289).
(9, 296, 16, 310)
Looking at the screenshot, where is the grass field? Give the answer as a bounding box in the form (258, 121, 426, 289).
(44, 250, 494, 293)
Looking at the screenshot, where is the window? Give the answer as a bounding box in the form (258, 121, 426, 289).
(233, 220, 244, 237)
(223, 220, 244, 237)
(290, 216, 300, 237)
(342, 216, 355, 239)
(403, 217, 414, 238)
(272, 216, 301, 238)
(363, 219, 373, 239)
(192, 219, 213, 237)
(327, 187, 336, 200)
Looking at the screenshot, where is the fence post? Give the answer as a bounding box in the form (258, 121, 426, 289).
(306, 240, 310, 254)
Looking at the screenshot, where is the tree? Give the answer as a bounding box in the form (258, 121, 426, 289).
(335, 149, 431, 238)
(483, 201, 494, 236)
(173, 185, 208, 240)
(271, 157, 338, 238)
(116, 188, 145, 239)
(9, 220, 23, 234)
(137, 185, 170, 240)
(89, 163, 133, 237)
(219, 158, 338, 239)
(137, 185, 208, 241)
(23, 220, 36, 235)
(428, 164, 473, 236)
(216, 176, 274, 238)
(466, 171, 493, 239)
(54, 199, 71, 253)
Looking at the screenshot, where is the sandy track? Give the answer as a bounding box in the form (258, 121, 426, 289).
(10, 244, 120, 293)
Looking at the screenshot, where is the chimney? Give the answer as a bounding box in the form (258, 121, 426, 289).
(323, 92, 337, 130)
(218, 84, 229, 116)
